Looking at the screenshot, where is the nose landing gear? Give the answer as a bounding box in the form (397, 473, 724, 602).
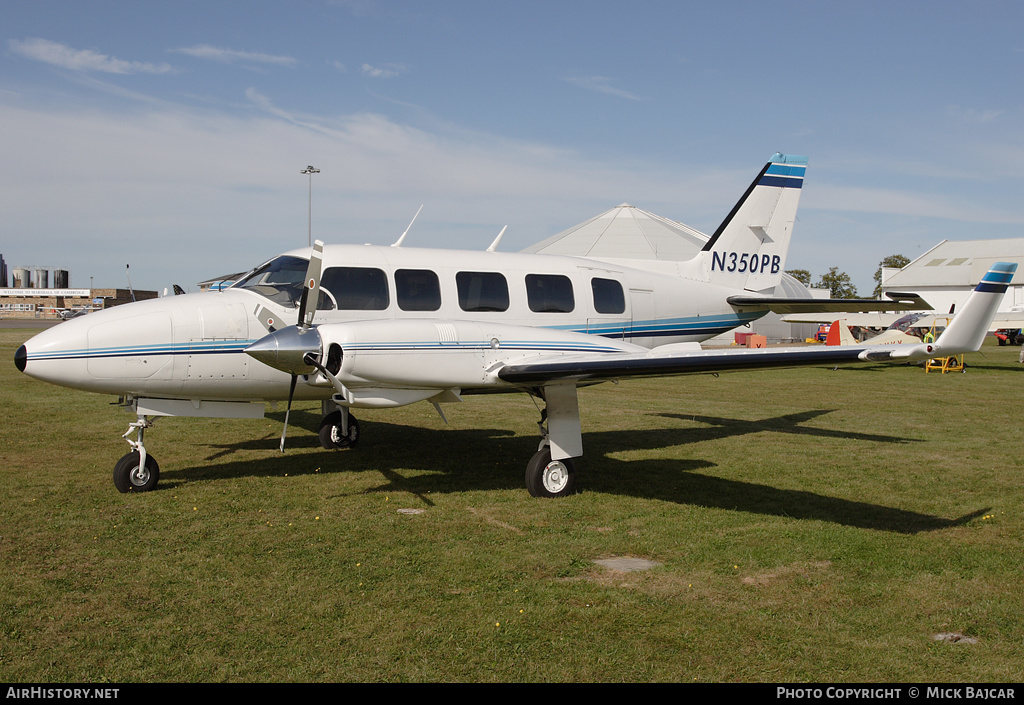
(114, 413, 160, 493)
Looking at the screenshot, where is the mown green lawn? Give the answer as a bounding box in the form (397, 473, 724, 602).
(1, 328, 1021, 682)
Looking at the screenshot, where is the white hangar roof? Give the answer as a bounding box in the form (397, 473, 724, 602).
(883, 238, 1024, 289)
(519, 203, 811, 300)
(520, 204, 709, 261)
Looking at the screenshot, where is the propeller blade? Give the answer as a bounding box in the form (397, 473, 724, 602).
(278, 240, 322, 452)
(297, 240, 324, 329)
(280, 374, 299, 452)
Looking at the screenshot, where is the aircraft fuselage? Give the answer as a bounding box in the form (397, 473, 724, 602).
(18, 244, 764, 405)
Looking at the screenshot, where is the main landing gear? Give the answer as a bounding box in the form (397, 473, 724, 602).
(319, 405, 360, 450)
(524, 383, 582, 498)
(526, 446, 576, 498)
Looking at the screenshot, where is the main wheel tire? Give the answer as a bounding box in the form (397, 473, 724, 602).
(113, 451, 160, 493)
(525, 448, 576, 498)
(319, 411, 360, 449)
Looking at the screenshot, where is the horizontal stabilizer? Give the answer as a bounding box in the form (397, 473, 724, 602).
(727, 293, 930, 314)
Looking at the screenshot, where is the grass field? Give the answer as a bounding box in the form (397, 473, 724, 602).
(1, 327, 1022, 682)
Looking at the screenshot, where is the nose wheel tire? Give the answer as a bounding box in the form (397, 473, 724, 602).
(113, 451, 160, 493)
(525, 448, 576, 498)
(319, 411, 360, 449)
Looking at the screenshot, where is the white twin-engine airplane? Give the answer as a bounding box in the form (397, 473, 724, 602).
(15, 154, 1017, 497)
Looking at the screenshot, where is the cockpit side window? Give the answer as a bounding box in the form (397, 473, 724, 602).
(232, 255, 309, 308)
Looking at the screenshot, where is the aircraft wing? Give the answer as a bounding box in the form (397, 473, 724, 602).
(500, 265, 1017, 386)
(911, 311, 1024, 332)
(781, 312, 904, 327)
(992, 312, 1024, 329)
(497, 343, 873, 385)
(726, 292, 929, 315)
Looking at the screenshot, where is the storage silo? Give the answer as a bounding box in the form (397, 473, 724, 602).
(54, 269, 70, 288)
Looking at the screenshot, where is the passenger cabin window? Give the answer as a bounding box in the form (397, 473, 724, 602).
(591, 277, 625, 314)
(320, 267, 389, 310)
(526, 274, 575, 313)
(395, 269, 441, 311)
(456, 272, 509, 312)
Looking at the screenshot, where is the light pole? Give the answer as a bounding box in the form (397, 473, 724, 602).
(300, 165, 319, 247)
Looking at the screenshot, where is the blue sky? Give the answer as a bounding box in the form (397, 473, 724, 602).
(3, 0, 1023, 294)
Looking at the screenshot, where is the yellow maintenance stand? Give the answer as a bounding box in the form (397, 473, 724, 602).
(923, 318, 965, 373)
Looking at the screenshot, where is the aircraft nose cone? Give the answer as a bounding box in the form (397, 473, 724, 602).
(246, 325, 321, 375)
(15, 345, 27, 373)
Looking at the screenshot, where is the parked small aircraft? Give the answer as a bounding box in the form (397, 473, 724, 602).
(824, 320, 922, 347)
(14, 154, 1017, 496)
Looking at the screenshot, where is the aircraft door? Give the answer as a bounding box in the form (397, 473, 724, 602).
(628, 289, 655, 346)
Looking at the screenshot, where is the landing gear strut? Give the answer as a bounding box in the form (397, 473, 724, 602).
(525, 383, 581, 498)
(113, 413, 160, 493)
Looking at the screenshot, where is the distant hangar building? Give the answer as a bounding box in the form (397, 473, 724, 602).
(522, 203, 817, 342)
(880, 239, 1024, 314)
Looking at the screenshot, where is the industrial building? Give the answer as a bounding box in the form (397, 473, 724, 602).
(0, 255, 156, 320)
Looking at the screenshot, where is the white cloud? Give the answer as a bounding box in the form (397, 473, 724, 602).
(174, 45, 298, 68)
(361, 63, 408, 79)
(8, 38, 174, 74)
(0, 92, 728, 290)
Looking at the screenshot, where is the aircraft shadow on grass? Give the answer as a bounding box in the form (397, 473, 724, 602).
(165, 407, 983, 535)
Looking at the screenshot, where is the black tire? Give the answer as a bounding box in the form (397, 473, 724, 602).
(319, 411, 359, 449)
(113, 451, 160, 493)
(525, 448, 576, 498)
(1014, 333, 1024, 346)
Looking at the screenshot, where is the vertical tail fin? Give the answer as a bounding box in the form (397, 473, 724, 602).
(697, 153, 807, 292)
(825, 320, 858, 346)
(929, 262, 1018, 355)
(878, 262, 1018, 362)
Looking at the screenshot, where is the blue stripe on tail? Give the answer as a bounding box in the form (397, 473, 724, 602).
(975, 263, 1017, 293)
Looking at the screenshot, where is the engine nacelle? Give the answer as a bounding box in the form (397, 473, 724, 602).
(315, 318, 638, 391)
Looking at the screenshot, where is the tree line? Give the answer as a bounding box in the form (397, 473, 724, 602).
(786, 255, 910, 299)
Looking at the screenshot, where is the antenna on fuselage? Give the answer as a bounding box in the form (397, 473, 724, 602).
(126, 264, 136, 302)
(486, 225, 508, 252)
(391, 204, 423, 247)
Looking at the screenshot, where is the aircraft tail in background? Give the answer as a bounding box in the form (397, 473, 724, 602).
(861, 262, 1018, 362)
